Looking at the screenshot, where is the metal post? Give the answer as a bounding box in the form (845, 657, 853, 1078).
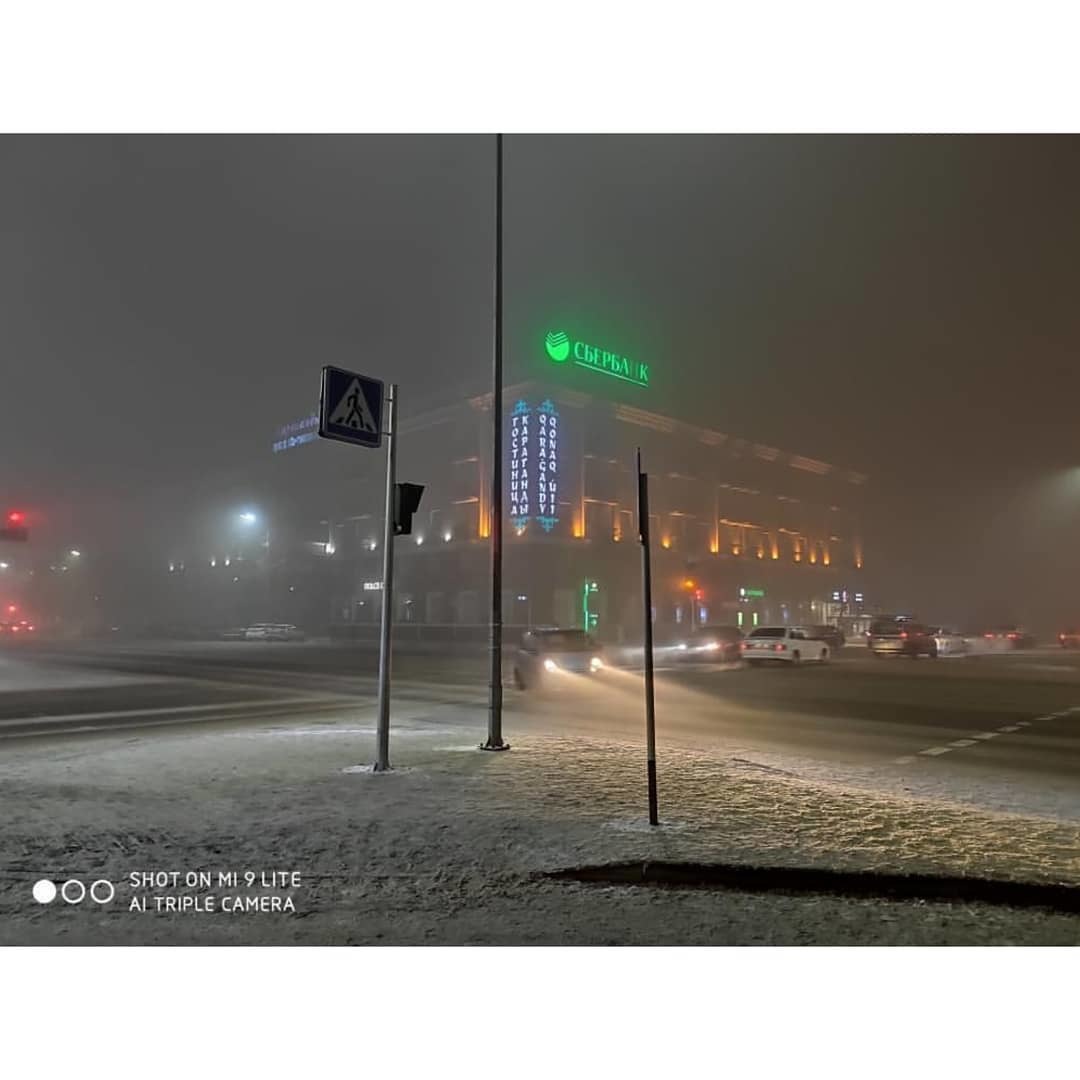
(636, 448, 659, 826)
(374, 383, 398, 772)
(483, 132, 509, 752)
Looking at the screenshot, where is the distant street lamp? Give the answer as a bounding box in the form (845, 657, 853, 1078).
(69, 550, 81, 558)
(236, 508, 271, 618)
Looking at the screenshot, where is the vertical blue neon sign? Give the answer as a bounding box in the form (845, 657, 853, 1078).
(535, 398, 560, 532)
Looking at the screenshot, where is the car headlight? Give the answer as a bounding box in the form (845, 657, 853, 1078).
(543, 658, 558, 673)
(590, 656, 603, 671)
(676, 642, 688, 651)
(704, 641, 720, 651)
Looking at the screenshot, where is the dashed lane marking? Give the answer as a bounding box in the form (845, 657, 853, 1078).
(895, 703, 1080, 766)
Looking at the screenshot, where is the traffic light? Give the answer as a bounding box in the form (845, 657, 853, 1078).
(393, 483, 425, 536)
(1, 510, 28, 543)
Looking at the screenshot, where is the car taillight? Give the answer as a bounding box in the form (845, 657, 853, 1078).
(1007, 633, 1018, 640)
(984, 633, 994, 639)
(900, 631, 908, 639)
(774, 643, 786, 652)
(740, 641, 748, 650)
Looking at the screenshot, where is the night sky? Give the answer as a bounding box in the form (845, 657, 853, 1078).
(3, 135, 1079, 627)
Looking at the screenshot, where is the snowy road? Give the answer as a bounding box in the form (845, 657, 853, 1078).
(4, 639, 1080, 817)
(2, 640, 1080, 943)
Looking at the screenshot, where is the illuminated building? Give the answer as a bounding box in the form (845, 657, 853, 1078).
(160, 326, 867, 639)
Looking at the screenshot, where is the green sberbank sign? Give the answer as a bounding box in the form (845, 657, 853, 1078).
(544, 329, 649, 389)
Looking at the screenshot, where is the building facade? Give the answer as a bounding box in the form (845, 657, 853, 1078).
(160, 326, 869, 642)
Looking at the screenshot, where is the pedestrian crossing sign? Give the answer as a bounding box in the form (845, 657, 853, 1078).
(319, 366, 384, 449)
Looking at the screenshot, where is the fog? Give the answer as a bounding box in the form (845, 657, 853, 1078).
(3, 135, 1080, 636)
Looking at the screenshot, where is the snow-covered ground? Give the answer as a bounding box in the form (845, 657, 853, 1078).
(1, 703, 1078, 945)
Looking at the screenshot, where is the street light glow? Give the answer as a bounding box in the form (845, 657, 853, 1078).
(69, 550, 81, 557)
(239, 511, 258, 525)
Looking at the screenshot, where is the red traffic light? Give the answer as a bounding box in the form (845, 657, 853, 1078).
(1, 510, 29, 542)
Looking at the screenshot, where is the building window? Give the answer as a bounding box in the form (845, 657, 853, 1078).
(456, 590, 480, 625)
(425, 591, 445, 624)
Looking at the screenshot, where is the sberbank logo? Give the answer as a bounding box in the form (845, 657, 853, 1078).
(543, 327, 649, 389)
(545, 330, 570, 362)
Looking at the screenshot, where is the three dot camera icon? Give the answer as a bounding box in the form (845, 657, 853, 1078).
(33, 878, 115, 905)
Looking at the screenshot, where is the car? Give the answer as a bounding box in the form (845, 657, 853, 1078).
(868, 618, 937, 658)
(807, 624, 845, 650)
(245, 622, 305, 642)
(740, 625, 830, 665)
(929, 626, 968, 656)
(982, 626, 1036, 649)
(513, 628, 604, 690)
(674, 624, 743, 662)
(1059, 628, 1080, 649)
(220, 627, 250, 641)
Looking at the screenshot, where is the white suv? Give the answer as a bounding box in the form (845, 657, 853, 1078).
(741, 625, 830, 666)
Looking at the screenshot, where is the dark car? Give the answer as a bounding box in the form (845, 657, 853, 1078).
(868, 618, 937, 658)
(513, 628, 604, 690)
(1059, 628, 1080, 649)
(675, 624, 743, 662)
(981, 626, 1036, 649)
(807, 624, 845, 650)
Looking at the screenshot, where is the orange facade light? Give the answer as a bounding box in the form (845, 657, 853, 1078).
(661, 536, 672, 550)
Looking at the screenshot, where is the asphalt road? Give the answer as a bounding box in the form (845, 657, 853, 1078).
(4, 638, 1080, 806)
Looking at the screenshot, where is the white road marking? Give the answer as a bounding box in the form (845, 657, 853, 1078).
(0, 695, 333, 729)
(905, 710, 1051, 764)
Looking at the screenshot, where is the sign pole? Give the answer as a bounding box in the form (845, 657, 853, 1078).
(636, 447, 659, 826)
(374, 382, 398, 772)
(483, 132, 509, 752)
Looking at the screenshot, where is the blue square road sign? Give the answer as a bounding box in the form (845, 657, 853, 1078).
(319, 366, 384, 449)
